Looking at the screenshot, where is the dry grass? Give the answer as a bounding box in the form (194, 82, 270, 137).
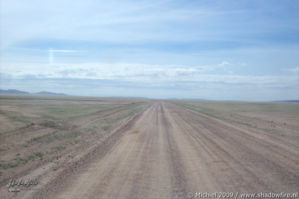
(0, 95, 151, 181)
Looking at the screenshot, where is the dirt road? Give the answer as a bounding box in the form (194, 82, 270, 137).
(20, 102, 299, 198)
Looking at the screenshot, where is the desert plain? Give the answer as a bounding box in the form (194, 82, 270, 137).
(0, 95, 298, 199)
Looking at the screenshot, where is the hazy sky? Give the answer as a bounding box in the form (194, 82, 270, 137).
(0, 0, 299, 100)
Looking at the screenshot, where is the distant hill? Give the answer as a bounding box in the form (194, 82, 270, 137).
(277, 100, 299, 103)
(35, 91, 66, 96)
(0, 89, 29, 94)
(0, 89, 67, 96)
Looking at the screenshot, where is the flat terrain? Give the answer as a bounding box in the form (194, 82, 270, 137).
(0, 96, 298, 199)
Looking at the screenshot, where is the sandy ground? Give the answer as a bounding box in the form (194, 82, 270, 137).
(1, 102, 298, 199)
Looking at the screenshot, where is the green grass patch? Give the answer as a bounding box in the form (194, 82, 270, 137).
(41, 104, 121, 119)
(86, 127, 97, 134)
(102, 125, 110, 131)
(0, 152, 44, 170)
(0, 110, 36, 124)
(51, 145, 66, 152)
(74, 140, 80, 144)
(28, 130, 82, 144)
(34, 152, 44, 159)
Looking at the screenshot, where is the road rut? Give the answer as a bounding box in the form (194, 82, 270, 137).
(31, 102, 299, 199)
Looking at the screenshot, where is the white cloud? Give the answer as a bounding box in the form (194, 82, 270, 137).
(49, 49, 81, 53)
(0, 61, 231, 80)
(218, 60, 230, 67)
(287, 67, 299, 73)
(1, 62, 298, 89)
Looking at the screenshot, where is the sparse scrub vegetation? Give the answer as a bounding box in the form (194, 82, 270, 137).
(0, 95, 150, 181)
(174, 100, 299, 139)
(41, 104, 121, 119)
(0, 110, 36, 124)
(0, 152, 44, 169)
(102, 125, 110, 131)
(50, 145, 66, 153)
(28, 130, 82, 144)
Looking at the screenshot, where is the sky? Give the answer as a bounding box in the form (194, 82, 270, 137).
(0, 0, 299, 100)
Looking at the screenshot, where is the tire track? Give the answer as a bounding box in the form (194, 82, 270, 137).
(15, 101, 299, 199)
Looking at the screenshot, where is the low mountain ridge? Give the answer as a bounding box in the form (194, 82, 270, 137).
(0, 89, 67, 96)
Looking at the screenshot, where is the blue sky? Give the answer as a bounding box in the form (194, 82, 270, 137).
(0, 0, 299, 100)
